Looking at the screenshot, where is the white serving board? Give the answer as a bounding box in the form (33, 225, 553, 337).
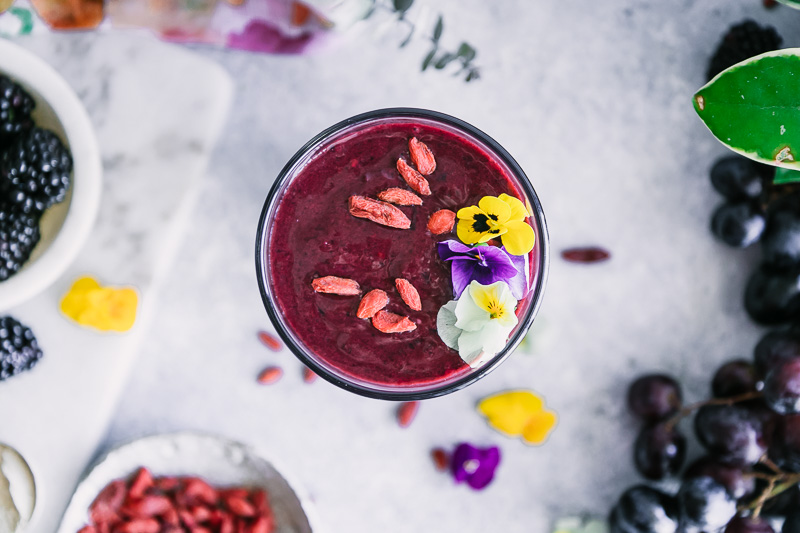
(0, 32, 232, 532)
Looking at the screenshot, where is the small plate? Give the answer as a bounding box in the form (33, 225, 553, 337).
(57, 432, 318, 533)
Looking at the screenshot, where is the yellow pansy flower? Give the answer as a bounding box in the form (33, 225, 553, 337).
(477, 390, 558, 446)
(456, 194, 535, 256)
(60, 276, 139, 333)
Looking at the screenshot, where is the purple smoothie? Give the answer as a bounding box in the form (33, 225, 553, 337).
(268, 121, 531, 386)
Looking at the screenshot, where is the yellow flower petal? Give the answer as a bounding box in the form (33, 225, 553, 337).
(477, 390, 544, 437)
(501, 220, 536, 256)
(59, 276, 139, 333)
(477, 196, 512, 225)
(522, 409, 558, 445)
(478, 390, 558, 445)
(456, 205, 483, 221)
(499, 194, 530, 221)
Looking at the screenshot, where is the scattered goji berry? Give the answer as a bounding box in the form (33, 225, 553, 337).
(397, 401, 420, 428)
(409, 137, 436, 175)
(348, 195, 411, 229)
(396, 158, 431, 196)
(311, 276, 361, 295)
(115, 519, 160, 533)
(257, 366, 283, 385)
(395, 279, 421, 311)
(427, 209, 455, 235)
(302, 366, 318, 384)
(257, 330, 282, 351)
(377, 187, 423, 206)
(431, 448, 449, 471)
(372, 310, 417, 334)
(356, 289, 390, 319)
(561, 247, 611, 264)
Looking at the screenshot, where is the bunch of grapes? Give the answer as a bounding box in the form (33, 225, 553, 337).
(610, 336, 800, 533)
(709, 156, 800, 325)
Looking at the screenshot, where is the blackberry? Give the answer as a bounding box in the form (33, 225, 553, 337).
(707, 20, 783, 81)
(0, 316, 42, 382)
(0, 203, 40, 281)
(0, 75, 35, 145)
(0, 127, 72, 213)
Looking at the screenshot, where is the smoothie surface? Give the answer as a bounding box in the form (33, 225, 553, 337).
(269, 120, 529, 386)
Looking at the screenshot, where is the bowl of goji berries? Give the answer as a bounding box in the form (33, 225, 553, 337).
(57, 432, 318, 533)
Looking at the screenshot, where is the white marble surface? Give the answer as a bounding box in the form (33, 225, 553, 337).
(8, 0, 800, 531)
(0, 34, 232, 532)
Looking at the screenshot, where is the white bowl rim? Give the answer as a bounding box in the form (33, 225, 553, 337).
(0, 39, 102, 310)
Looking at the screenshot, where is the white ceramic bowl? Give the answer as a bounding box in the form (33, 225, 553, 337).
(0, 40, 101, 311)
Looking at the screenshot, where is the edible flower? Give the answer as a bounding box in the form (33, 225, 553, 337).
(450, 442, 501, 490)
(456, 194, 535, 256)
(60, 276, 139, 333)
(437, 280, 518, 367)
(477, 390, 558, 446)
(437, 240, 530, 300)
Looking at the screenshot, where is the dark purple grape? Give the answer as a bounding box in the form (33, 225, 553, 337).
(712, 360, 759, 398)
(744, 266, 800, 325)
(694, 404, 769, 464)
(634, 422, 686, 480)
(724, 516, 775, 533)
(609, 485, 679, 533)
(768, 413, 800, 472)
(754, 329, 800, 378)
(710, 156, 765, 200)
(683, 456, 755, 499)
(711, 202, 766, 248)
(762, 202, 800, 271)
(678, 477, 737, 533)
(627, 374, 682, 422)
(764, 357, 800, 415)
(785, 511, 800, 533)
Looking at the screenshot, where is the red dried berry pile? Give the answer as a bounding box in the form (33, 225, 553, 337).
(77, 467, 275, 533)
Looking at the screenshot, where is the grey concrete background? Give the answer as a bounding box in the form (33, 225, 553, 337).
(97, 1, 800, 531)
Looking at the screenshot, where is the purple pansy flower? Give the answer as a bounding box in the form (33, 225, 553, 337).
(450, 442, 501, 490)
(437, 240, 530, 300)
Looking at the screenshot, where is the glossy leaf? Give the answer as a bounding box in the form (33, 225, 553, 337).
(774, 167, 800, 184)
(694, 49, 800, 170)
(777, 0, 800, 8)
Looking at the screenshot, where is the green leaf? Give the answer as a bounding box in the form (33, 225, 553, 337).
(777, 0, 800, 8)
(434, 53, 455, 69)
(422, 48, 436, 71)
(694, 49, 800, 170)
(466, 69, 480, 82)
(393, 0, 414, 14)
(456, 42, 477, 63)
(433, 15, 443, 43)
(774, 167, 800, 184)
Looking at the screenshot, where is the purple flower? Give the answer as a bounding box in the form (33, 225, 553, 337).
(450, 443, 501, 490)
(437, 240, 529, 299)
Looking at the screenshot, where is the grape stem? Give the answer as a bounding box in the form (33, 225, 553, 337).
(739, 456, 800, 516)
(663, 390, 763, 432)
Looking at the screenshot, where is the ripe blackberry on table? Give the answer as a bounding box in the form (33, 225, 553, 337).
(0, 203, 40, 281)
(0, 127, 72, 214)
(0, 315, 42, 382)
(0, 75, 35, 145)
(707, 20, 783, 81)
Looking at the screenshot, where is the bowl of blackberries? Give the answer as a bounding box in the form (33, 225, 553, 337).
(0, 39, 101, 310)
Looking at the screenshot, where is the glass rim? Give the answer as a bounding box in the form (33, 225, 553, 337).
(255, 107, 550, 401)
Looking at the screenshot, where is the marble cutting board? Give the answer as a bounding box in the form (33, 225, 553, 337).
(0, 33, 232, 532)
